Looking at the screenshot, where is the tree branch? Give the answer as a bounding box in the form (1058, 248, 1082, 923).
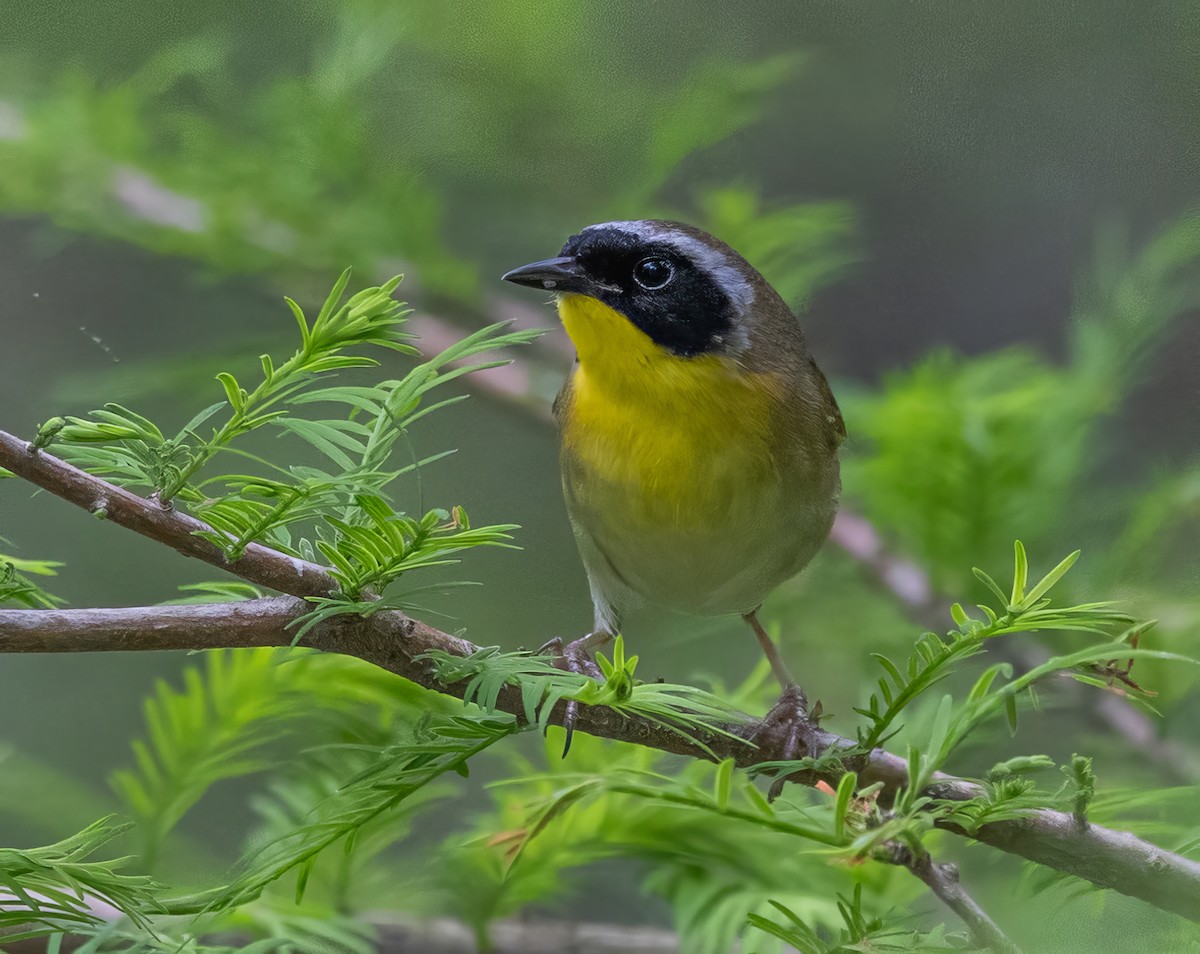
(905, 853, 1020, 953)
(0, 429, 338, 599)
(3, 430, 1200, 923)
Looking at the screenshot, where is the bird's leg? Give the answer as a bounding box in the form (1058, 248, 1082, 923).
(538, 630, 613, 755)
(742, 609, 821, 798)
(743, 609, 797, 689)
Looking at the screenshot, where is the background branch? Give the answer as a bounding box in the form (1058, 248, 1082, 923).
(3, 430, 1200, 924)
(3, 914, 680, 954)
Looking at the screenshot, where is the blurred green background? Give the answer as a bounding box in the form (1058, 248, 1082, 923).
(1, 2, 1198, 951)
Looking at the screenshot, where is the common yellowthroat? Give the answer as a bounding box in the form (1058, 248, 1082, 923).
(503, 220, 844, 694)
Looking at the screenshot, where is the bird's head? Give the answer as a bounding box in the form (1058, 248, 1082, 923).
(502, 220, 789, 361)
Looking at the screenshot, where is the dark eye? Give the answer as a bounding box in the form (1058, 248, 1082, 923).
(632, 257, 674, 290)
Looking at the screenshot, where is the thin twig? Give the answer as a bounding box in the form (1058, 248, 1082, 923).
(2, 430, 1200, 922)
(906, 853, 1020, 953)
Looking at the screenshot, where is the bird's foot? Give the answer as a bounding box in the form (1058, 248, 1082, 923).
(538, 633, 610, 756)
(538, 634, 606, 680)
(748, 684, 826, 800)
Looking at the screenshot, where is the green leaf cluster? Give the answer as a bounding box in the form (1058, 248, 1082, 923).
(41, 270, 537, 627)
(0, 818, 159, 943)
(747, 886, 968, 953)
(0, 552, 64, 608)
(422, 636, 751, 753)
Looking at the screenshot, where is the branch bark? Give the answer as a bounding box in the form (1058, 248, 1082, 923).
(0, 429, 338, 599)
(906, 854, 1020, 953)
(3, 430, 1200, 924)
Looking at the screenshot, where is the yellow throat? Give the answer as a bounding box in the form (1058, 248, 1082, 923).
(557, 293, 780, 523)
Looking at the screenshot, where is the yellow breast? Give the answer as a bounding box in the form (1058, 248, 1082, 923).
(557, 294, 781, 526)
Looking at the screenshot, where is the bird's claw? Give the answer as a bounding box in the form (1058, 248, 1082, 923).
(538, 635, 605, 756)
(749, 684, 824, 800)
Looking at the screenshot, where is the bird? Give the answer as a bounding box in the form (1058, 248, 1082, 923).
(502, 219, 844, 715)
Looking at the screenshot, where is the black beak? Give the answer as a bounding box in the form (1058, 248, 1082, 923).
(501, 256, 590, 294)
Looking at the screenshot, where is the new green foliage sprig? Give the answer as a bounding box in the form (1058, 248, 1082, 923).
(747, 885, 966, 953)
(287, 495, 519, 642)
(191, 471, 388, 560)
(191, 315, 538, 561)
(855, 542, 1139, 754)
(420, 636, 751, 753)
(0, 553, 64, 609)
(166, 269, 416, 502)
(1065, 753, 1097, 827)
(931, 756, 1057, 834)
(163, 711, 516, 916)
(46, 270, 539, 588)
(316, 496, 516, 600)
(54, 270, 415, 503)
(578, 638, 754, 752)
(845, 542, 1192, 824)
(0, 818, 160, 942)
